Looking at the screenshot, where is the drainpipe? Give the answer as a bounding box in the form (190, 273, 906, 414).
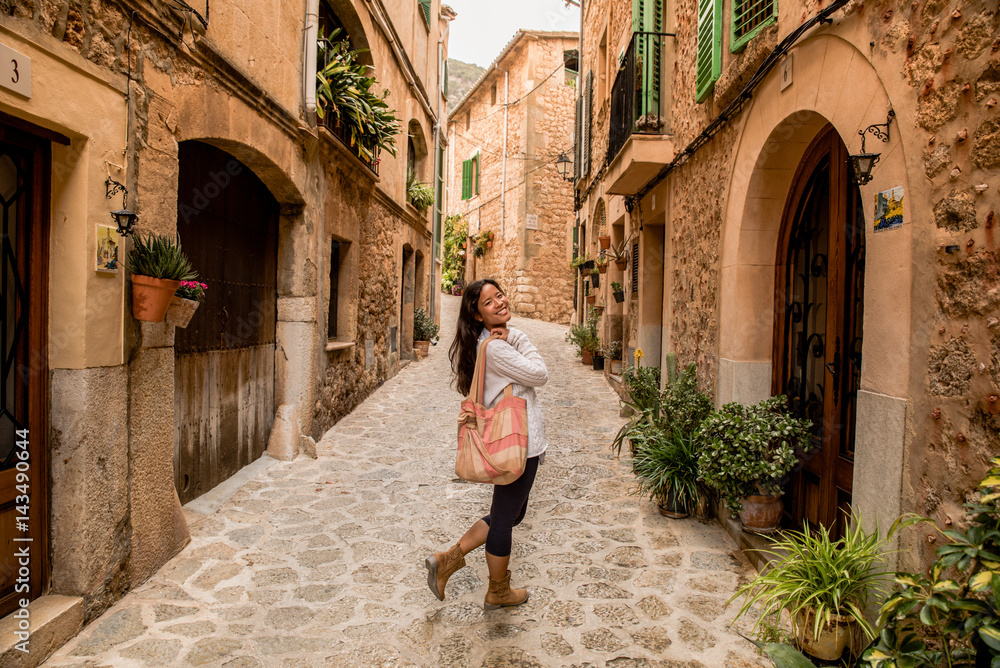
(303, 0, 319, 122)
(500, 68, 509, 236)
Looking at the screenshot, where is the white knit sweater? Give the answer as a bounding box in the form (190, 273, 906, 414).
(476, 326, 549, 459)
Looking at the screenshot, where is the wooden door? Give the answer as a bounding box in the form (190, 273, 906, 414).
(0, 121, 50, 617)
(174, 142, 278, 504)
(773, 127, 865, 535)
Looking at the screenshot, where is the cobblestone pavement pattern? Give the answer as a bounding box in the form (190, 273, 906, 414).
(44, 295, 767, 668)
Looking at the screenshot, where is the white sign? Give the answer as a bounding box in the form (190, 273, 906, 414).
(0, 43, 31, 98)
(525, 214, 538, 230)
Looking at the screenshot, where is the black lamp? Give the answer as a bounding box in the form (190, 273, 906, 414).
(106, 177, 138, 237)
(555, 152, 574, 182)
(850, 110, 895, 186)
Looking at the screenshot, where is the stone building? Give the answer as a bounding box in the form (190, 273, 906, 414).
(446, 30, 578, 324)
(0, 0, 449, 662)
(575, 0, 1000, 570)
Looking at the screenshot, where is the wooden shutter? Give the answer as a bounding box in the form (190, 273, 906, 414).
(582, 71, 592, 177)
(474, 153, 481, 194)
(461, 159, 471, 200)
(731, 0, 776, 52)
(696, 0, 722, 103)
(574, 95, 582, 180)
(419, 0, 432, 27)
(328, 239, 340, 337)
(632, 242, 639, 293)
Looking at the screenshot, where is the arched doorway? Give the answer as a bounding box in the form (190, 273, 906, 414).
(174, 141, 279, 504)
(773, 126, 865, 535)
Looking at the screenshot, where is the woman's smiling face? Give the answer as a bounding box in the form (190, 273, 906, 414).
(476, 283, 511, 329)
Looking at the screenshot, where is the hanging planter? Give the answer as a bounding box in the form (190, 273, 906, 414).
(615, 257, 627, 270)
(597, 262, 608, 274)
(583, 259, 595, 270)
(132, 276, 182, 322)
(164, 296, 200, 328)
(486, 240, 493, 249)
(590, 272, 600, 289)
(598, 235, 611, 250)
(586, 294, 596, 305)
(613, 290, 625, 303)
(591, 305, 604, 316)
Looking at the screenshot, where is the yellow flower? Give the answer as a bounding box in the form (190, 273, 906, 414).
(634, 348, 644, 365)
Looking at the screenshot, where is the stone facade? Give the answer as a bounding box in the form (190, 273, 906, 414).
(446, 31, 578, 324)
(577, 0, 1000, 572)
(0, 0, 448, 662)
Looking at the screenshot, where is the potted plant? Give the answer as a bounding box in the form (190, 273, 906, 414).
(413, 307, 439, 358)
(696, 396, 815, 533)
(570, 254, 592, 273)
(731, 516, 900, 662)
(407, 167, 435, 214)
(165, 280, 207, 328)
(597, 260, 608, 274)
(126, 232, 198, 322)
(606, 340, 623, 374)
(592, 340, 605, 371)
(565, 313, 599, 366)
(598, 234, 611, 250)
(586, 291, 596, 305)
(473, 231, 490, 258)
(611, 281, 625, 303)
(589, 266, 600, 289)
(610, 236, 631, 270)
(632, 427, 702, 518)
(591, 302, 604, 316)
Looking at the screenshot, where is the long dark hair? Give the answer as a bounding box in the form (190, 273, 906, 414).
(450, 278, 503, 396)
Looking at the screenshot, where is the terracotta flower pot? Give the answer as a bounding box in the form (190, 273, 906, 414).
(615, 258, 627, 270)
(795, 608, 854, 661)
(738, 494, 783, 534)
(581, 349, 594, 365)
(486, 240, 493, 249)
(132, 275, 182, 322)
(598, 263, 607, 274)
(164, 296, 200, 328)
(586, 294, 596, 304)
(598, 235, 611, 249)
(592, 305, 604, 316)
(610, 359, 623, 375)
(414, 340, 430, 358)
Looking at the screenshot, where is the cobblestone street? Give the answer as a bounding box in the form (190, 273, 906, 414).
(43, 295, 766, 668)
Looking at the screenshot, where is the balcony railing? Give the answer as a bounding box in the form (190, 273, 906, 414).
(608, 32, 671, 166)
(322, 114, 381, 175)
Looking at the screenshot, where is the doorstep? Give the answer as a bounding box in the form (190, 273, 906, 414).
(0, 595, 84, 668)
(718, 504, 777, 572)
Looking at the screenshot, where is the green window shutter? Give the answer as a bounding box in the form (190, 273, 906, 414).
(461, 159, 471, 200)
(474, 153, 480, 194)
(574, 95, 582, 181)
(696, 0, 722, 103)
(418, 0, 432, 28)
(731, 0, 777, 52)
(633, 0, 663, 119)
(582, 71, 592, 176)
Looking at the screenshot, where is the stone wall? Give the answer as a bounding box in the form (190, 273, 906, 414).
(447, 32, 577, 324)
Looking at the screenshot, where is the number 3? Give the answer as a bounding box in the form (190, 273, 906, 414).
(11, 59, 19, 84)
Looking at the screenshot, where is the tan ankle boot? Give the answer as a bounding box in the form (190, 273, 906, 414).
(424, 544, 466, 601)
(484, 570, 528, 610)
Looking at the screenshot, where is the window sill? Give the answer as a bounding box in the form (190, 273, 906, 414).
(325, 340, 356, 352)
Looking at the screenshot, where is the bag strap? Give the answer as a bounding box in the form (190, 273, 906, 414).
(469, 337, 515, 403)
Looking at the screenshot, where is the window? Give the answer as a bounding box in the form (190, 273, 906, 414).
(696, 0, 722, 103)
(418, 0, 432, 30)
(328, 239, 344, 338)
(490, 81, 498, 106)
(731, 0, 776, 52)
(564, 49, 579, 88)
(580, 72, 593, 177)
(461, 153, 480, 200)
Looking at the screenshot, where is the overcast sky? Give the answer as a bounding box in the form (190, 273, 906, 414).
(445, 0, 581, 68)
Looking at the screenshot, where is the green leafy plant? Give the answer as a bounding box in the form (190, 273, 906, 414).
(696, 396, 814, 513)
(407, 166, 435, 213)
(631, 426, 702, 515)
(611, 281, 623, 293)
(862, 458, 1000, 668)
(413, 307, 439, 342)
(731, 516, 900, 646)
(126, 233, 197, 281)
(605, 340, 623, 361)
(570, 254, 591, 271)
(441, 214, 467, 293)
(473, 230, 491, 258)
(316, 29, 400, 163)
(610, 354, 662, 458)
(660, 357, 714, 442)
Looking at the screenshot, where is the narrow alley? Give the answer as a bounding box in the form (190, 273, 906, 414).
(42, 295, 765, 668)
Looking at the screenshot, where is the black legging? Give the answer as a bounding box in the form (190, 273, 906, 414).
(481, 456, 540, 557)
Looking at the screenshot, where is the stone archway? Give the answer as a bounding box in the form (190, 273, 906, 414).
(716, 34, 912, 537)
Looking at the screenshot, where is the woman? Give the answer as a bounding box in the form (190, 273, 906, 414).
(424, 278, 548, 610)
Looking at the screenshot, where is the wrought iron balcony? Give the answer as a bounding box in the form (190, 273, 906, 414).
(607, 31, 671, 167)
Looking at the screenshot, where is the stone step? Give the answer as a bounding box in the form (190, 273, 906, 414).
(0, 595, 84, 668)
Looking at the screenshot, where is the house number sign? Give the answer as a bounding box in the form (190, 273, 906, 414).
(0, 42, 31, 98)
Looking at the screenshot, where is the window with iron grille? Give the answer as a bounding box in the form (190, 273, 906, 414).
(632, 242, 639, 293)
(731, 0, 776, 52)
(696, 0, 722, 102)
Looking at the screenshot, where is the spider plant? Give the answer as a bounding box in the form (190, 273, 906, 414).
(730, 515, 900, 643)
(631, 426, 702, 515)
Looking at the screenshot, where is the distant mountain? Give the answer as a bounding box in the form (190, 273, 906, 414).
(447, 59, 486, 114)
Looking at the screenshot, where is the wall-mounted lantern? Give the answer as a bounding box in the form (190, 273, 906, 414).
(850, 109, 895, 186)
(555, 152, 574, 182)
(106, 177, 138, 237)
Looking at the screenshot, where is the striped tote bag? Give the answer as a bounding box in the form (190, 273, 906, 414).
(455, 339, 528, 485)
